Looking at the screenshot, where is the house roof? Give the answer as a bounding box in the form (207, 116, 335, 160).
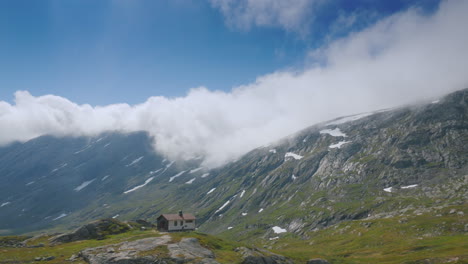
(158, 213, 196, 221)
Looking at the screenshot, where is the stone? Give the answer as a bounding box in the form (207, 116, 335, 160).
(50, 218, 130, 244)
(168, 237, 215, 259)
(307, 259, 330, 264)
(235, 247, 294, 264)
(79, 235, 219, 264)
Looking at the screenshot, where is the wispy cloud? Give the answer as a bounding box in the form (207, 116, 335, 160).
(0, 1, 467, 167)
(209, 0, 317, 33)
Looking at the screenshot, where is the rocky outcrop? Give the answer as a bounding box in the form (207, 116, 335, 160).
(307, 259, 330, 264)
(50, 219, 130, 244)
(79, 236, 219, 264)
(0, 235, 30, 248)
(235, 247, 294, 264)
(167, 237, 215, 260)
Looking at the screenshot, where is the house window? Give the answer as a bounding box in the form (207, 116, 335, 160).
(186, 220, 193, 223)
(174, 221, 177, 226)
(180, 221, 183, 226)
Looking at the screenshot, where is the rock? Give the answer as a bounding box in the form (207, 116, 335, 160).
(80, 236, 171, 264)
(307, 258, 330, 264)
(68, 254, 80, 261)
(43, 256, 55, 261)
(0, 235, 31, 248)
(235, 247, 294, 264)
(79, 235, 219, 264)
(167, 237, 215, 259)
(50, 218, 130, 244)
(33, 256, 55, 261)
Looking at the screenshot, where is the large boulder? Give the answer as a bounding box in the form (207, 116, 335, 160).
(79, 236, 172, 264)
(79, 236, 219, 264)
(235, 247, 294, 264)
(167, 237, 215, 260)
(307, 259, 330, 264)
(50, 219, 130, 244)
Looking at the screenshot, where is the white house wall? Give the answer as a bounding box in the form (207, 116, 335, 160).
(168, 220, 195, 231)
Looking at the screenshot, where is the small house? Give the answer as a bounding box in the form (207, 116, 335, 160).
(157, 211, 196, 232)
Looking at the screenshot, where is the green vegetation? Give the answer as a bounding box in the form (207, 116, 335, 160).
(261, 207, 467, 264)
(0, 230, 158, 264)
(0, 228, 244, 264)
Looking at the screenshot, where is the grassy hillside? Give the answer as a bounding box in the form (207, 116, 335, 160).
(1, 204, 465, 263)
(236, 205, 467, 264)
(0, 229, 244, 264)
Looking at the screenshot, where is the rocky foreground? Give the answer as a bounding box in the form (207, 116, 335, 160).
(0, 218, 331, 264)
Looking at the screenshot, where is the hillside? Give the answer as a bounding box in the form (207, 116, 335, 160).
(0, 88, 466, 262)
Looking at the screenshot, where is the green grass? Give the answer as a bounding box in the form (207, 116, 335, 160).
(169, 231, 244, 263)
(0, 228, 244, 264)
(0, 230, 160, 264)
(264, 207, 467, 264)
(1, 205, 466, 263)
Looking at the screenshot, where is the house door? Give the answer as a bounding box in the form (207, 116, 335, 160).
(158, 220, 168, 231)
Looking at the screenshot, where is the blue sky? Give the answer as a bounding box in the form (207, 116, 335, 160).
(1, 0, 467, 166)
(0, 0, 440, 105)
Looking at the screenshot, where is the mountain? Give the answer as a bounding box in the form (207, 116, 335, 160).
(0, 88, 466, 242)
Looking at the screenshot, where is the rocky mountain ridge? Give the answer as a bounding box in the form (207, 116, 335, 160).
(0, 88, 466, 242)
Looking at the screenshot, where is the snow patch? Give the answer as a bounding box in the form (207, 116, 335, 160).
(207, 188, 216, 195)
(432, 100, 440, 104)
(1, 202, 11, 207)
(258, 208, 264, 213)
(291, 175, 297, 180)
(74, 179, 96, 191)
(215, 200, 230, 214)
(227, 227, 233, 230)
(103, 143, 111, 148)
(401, 184, 418, 189)
(74, 145, 92, 154)
(240, 190, 246, 198)
(269, 149, 277, 154)
(186, 178, 196, 184)
(329, 141, 351, 149)
(126, 156, 144, 167)
(284, 152, 303, 160)
(189, 167, 203, 174)
(149, 168, 163, 175)
(165, 161, 174, 168)
(124, 177, 154, 194)
(201, 173, 210, 178)
(272, 226, 287, 234)
(242, 213, 247, 216)
(383, 187, 393, 193)
(169, 171, 186, 182)
(320, 128, 347, 137)
(112, 214, 119, 219)
(26, 181, 35, 186)
(53, 213, 67, 221)
(102, 175, 110, 181)
(51, 163, 68, 172)
(269, 236, 279, 240)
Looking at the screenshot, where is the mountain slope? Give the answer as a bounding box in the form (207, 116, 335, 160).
(0, 88, 466, 240)
(178, 88, 467, 238)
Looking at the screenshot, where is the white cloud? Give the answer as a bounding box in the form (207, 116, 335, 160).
(209, 0, 317, 33)
(0, 1, 467, 167)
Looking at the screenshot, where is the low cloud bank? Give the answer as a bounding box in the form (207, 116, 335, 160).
(1, 1, 467, 167)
